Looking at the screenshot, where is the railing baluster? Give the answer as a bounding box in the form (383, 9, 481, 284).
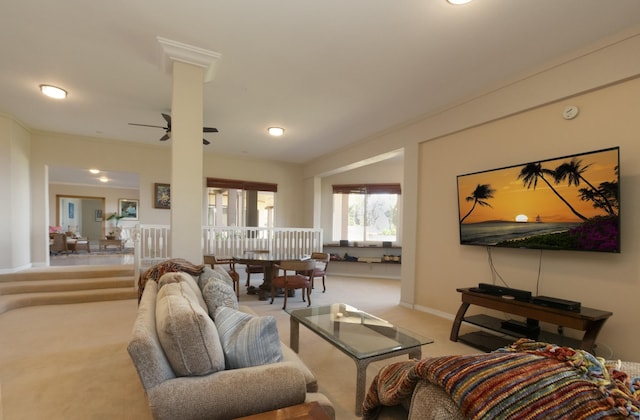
(134, 225, 322, 271)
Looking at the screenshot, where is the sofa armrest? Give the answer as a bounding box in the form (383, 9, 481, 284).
(147, 361, 307, 420)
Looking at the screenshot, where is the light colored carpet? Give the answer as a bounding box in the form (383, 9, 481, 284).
(0, 272, 478, 420)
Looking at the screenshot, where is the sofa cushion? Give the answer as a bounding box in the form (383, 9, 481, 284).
(201, 277, 238, 318)
(138, 258, 205, 300)
(156, 282, 225, 376)
(214, 306, 284, 369)
(157, 272, 207, 311)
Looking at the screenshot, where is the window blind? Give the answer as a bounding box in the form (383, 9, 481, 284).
(332, 183, 401, 195)
(207, 177, 278, 192)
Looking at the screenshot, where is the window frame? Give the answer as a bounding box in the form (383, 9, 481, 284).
(332, 183, 402, 245)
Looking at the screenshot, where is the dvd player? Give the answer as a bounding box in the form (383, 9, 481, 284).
(473, 283, 532, 302)
(500, 319, 540, 339)
(531, 296, 581, 312)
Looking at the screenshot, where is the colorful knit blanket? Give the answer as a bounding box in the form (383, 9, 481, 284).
(137, 258, 204, 301)
(363, 339, 640, 419)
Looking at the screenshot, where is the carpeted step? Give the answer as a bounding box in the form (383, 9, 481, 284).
(0, 288, 137, 315)
(0, 265, 135, 282)
(0, 265, 138, 314)
(0, 277, 134, 295)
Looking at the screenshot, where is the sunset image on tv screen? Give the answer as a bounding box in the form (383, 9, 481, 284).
(457, 147, 620, 252)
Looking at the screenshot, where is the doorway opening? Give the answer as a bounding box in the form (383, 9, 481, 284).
(55, 195, 105, 241)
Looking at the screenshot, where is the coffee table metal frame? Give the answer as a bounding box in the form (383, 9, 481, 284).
(288, 303, 433, 416)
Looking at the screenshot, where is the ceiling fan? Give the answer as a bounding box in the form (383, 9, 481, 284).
(129, 113, 218, 145)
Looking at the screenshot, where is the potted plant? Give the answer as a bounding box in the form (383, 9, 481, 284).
(106, 212, 125, 239)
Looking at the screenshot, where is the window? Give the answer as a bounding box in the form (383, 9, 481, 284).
(206, 178, 276, 227)
(332, 184, 401, 244)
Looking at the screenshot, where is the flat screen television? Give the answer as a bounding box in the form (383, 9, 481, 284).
(457, 146, 620, 253)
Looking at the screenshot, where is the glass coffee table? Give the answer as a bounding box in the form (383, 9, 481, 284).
(288, 303, 433, 416)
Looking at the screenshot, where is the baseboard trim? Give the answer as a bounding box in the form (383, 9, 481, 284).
(0, 263, 33, 275)
(413, 304, 455, 321)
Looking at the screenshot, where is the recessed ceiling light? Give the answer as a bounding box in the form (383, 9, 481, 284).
(268, 127, 285, 137)
(99, 176, 109, 183)
(447, 0, 473, 4)
(39, 84, 68, 99)
(89, 169, 100, 174)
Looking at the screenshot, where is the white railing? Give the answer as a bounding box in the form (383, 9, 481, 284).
(133, 225, 323, 274)
(201, 226, 323, 257)
(134, 225, 171, 273)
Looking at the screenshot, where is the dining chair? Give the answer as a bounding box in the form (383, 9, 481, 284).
(270, 259, 315, 310)
(203, 254, 240, 299)
(309, 252, 330, 293)
(244, 250, 268, 287)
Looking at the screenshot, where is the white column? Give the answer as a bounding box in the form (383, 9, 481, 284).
(170, 61, 205, 263)
(157, 37, 220, 265)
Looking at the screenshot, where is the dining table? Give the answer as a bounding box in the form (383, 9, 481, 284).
(233, 251, 311, 300)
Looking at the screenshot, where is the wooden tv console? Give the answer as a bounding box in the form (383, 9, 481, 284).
(450, 288, 612, 354)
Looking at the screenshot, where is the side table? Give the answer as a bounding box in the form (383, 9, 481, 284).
(99, 239, 123, 251)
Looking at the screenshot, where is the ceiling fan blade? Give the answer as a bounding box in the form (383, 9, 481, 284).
(161, 113, 171, 125)
(160, 134, 170, 141)
(203, 139, 210, 145)
(203, 127, 219, 133)
(129, 123, 166, 129)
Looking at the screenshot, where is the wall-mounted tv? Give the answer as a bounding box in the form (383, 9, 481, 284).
(457, 146, 620, 253)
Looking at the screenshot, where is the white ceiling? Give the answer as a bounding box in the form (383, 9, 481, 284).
(48, 166, 140, 190)
(3, 0, 640, 173)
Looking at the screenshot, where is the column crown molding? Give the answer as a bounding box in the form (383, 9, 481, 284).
(157, 36, 221, 82)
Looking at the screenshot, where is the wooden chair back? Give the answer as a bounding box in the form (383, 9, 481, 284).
(271, 259, 316, 310)
(309, 252, 330, 292)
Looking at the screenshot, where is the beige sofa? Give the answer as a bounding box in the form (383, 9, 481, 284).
(128, 266, 334, 420)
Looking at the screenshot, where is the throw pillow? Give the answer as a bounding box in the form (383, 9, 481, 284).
(199, 266, 234, 290)
(201, 278, 238, 318)
(156, 283, 225, 376)
(214, 306, 284, 369)
(212, 265, 236, 286)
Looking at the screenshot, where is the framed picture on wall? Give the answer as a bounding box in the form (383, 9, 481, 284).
(68, 202, 75, 219)
(154, 183, 171, 209)
(95, 209, 103, 222)
(119, 199, 139, 220)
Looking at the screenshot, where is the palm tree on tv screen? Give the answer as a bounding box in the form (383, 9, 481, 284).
(518, 162, 588, 221)
(553, 158, 617, 216)
(460, 183, 495, 224)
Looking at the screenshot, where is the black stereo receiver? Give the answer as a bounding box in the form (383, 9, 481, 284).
(531, 296, 581, 312)
(472, 283, 533, 301)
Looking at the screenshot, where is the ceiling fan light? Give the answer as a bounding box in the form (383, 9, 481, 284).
(40, 84, 68, 99)
(268, 127, 285, 137)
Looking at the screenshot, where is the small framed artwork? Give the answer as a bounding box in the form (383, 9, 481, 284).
(154, 183, 171, 209)
(95, 209, 103, 222)
(68, 202, 75, 219)
(119, 199, 139, 220)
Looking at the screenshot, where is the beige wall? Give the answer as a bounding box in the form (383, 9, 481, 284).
(416, 78, 640, 361)
(0, 115, 31, 270)
(3, 26, 639, 359)
(27, 132, 305, 267)
(305, 32, 640, 361)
